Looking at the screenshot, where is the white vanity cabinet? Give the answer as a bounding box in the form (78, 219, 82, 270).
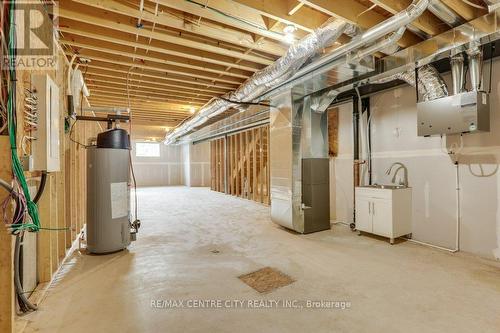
(355, 186, 412, 244)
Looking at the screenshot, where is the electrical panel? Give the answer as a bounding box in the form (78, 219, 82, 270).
(30, 74, 60, 172)
(417, 91, 490, 137)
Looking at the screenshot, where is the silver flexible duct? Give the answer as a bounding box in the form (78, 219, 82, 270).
(165, 18, 350, 144)
(292, 0, 430, 80)
(165, 0, 430, 144)
(374, 65, 448, 101)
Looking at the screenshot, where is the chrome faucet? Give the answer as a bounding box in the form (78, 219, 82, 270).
(385, 162, 409, 188)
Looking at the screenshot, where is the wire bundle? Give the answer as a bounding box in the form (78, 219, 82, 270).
(5, 0, 41, 234)
(21, 88, 38, 155)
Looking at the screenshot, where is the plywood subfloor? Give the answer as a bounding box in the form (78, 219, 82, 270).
(21, 187, 500, 333)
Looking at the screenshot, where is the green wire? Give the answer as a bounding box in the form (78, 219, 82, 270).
(7, 0, 40, 233)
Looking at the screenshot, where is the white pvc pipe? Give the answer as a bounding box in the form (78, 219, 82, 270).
(455, 162, 461, 252)
(404, 238, 458, 253)
(67, 54, 77, 95)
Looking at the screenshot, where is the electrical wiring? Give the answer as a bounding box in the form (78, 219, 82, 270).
(6, 0, 41, 233)
(68, 118, 88, 148)
(126, 67, 140, 230)
(68, 65, 89, 148)
(0, 178, 37, 312)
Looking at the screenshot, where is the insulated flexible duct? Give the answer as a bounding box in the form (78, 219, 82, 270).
(164, 18, 351, 144)
(165, 0, 431, 144)
(374, 64, 449, 101)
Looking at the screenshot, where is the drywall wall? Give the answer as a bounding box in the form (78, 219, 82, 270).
(131, 141, 184, 186)
(131, 140, 210, 187)
(330, 102, 354, 224)
(181, 141, 211, 187)
(331, 59, 500, 260)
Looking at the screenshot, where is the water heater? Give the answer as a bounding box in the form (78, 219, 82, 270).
(86, 128, 133, 254)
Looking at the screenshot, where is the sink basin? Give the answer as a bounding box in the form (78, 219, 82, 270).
(361, 184, 407, 190)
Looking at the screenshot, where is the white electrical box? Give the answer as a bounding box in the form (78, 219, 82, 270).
(30, 74, 60, 172)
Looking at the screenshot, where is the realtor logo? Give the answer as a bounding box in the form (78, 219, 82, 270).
(3, 1, 58, 70)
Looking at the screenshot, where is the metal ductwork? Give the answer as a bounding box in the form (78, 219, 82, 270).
(467, 45, 483, 92)
(164, 18, 351, 144)
(417, 45, 490, 136)
(484, 0, 500, 11)
(165, 0, 431, 144)
(428, 0, 465, 27)
(290, 0, 430, 80)
(349, 27, 406, 62)
(450, 53, 465, 95)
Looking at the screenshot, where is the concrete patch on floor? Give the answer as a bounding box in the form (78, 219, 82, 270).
(239, 267, 295, 293)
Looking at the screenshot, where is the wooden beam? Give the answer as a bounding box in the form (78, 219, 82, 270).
(37, 176, 54, 283)
(440, 0, 487, 21)
(61, 43, 246, 85)
(86, 75, 215, 99)
(59, 26, 258, 75)
(86, 94, 196, 109)
(154, 0, 294, 42)
(202, 0, 329, 32)
(89, 90, 205, 106)
(81, 63, 231, 94)
(87, 101, 196, 121)
(0, 137, 13, 333)
(368, 0, 448, 36)
(297, 0, 422, 47)
(64, 51, 237, 90)
(288, 0, 305, 15)
(58, 7, 274, 65)
(70, 0, 287, 57)
(85, 83, 210, 103)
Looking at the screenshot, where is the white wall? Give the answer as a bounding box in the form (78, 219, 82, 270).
(181, 142, 211, 187)
(131, 141, 184, 186)
(131, 140, 210, 187)
(331, 59, 500, 260)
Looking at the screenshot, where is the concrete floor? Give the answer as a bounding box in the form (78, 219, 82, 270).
(23, 187, 500, 333)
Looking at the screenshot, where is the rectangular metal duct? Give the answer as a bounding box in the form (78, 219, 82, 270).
(178, 105, 269, 144)
(264, 8, 500, 102)
(417, 91, 490, 136)
(269, 89, 330, 233)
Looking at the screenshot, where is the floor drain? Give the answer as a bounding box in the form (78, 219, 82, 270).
(238, 267, 294, 293)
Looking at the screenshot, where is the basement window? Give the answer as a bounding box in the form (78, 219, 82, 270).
(135, 142, 160, 157)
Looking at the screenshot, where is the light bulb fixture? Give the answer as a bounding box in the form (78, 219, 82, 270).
(189, 106, 196, 114)
(283, 24, 296, 34)
(283, 24, 297, 44)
